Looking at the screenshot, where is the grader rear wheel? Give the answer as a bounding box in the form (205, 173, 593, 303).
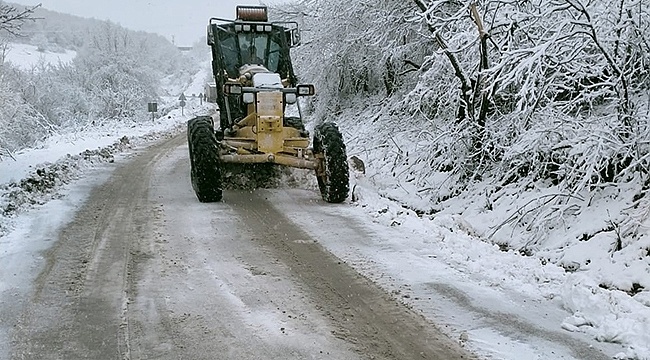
(313, 122, 349, 203)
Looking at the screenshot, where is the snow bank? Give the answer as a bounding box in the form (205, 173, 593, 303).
(0, 99, 215, 236)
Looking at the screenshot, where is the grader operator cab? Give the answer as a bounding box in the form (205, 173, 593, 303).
(187, 5, 349, 203)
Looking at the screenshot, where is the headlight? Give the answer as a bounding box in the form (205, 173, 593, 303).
(285, 93, 297, 104)
(243, 93, 255, 104)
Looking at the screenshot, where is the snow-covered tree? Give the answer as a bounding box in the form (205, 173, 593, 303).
(297, 0, 649, 187)
(0, 2, 39, 37)
(290, 0, 650, 256)
(0, 14, 190, 156)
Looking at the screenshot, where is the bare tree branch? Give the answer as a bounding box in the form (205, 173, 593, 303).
(0, 3, 41, 37)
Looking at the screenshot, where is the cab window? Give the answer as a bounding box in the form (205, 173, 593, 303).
(218, 33, 239, 77)
(267, 37, 281, 72)
(238, 32, 268, 66)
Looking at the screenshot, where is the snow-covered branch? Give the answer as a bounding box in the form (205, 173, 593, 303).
(0, 4, 40, 37)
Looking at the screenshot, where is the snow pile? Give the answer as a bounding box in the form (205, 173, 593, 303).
(562, 273, 650, 359)
(0, 137, 128, 234)
(289, 4, 650, 356)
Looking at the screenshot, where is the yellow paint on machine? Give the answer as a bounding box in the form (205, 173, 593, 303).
(256, 92, 284, 154)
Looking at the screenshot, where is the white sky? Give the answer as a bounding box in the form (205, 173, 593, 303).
(10, 0, 284, 46)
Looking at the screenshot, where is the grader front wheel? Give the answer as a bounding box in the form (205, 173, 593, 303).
(187, 116, 223, 202)
(313, 122, 349, 203)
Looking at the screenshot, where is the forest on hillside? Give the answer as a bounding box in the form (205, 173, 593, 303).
(275, 0, 650, 289)
(0, 3, 199, 156)
(283, 0, 649, 195)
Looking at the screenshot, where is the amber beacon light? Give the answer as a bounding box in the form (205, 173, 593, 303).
(236, 6, 268, 22)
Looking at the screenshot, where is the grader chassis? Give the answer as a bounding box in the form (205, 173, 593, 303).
(187, 5, 349, 203)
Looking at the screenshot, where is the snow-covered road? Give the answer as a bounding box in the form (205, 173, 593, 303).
(270, 189, 624, 360)
(2, 133, 472, 359)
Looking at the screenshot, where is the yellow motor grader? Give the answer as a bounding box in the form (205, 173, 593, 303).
(187, 5, 349, 203)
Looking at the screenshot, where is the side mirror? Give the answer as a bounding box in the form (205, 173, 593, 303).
(285, 28, 301, 47)
(207, 25, 214, 45)
(296, 84, 315, 96)
(290, 29, 301, 47)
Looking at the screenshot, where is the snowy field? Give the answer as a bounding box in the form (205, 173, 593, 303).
(0, 48, 649, 360)
(2, 42, 76, 70)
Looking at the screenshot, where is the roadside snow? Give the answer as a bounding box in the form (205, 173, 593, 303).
(336, 101, 650, 360)
(0, 98, 216, 235)
(349, 180, 648, 359)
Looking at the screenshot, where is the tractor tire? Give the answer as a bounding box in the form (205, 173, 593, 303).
(187, 116, 223, 202)
(313, 122, 349, 203)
